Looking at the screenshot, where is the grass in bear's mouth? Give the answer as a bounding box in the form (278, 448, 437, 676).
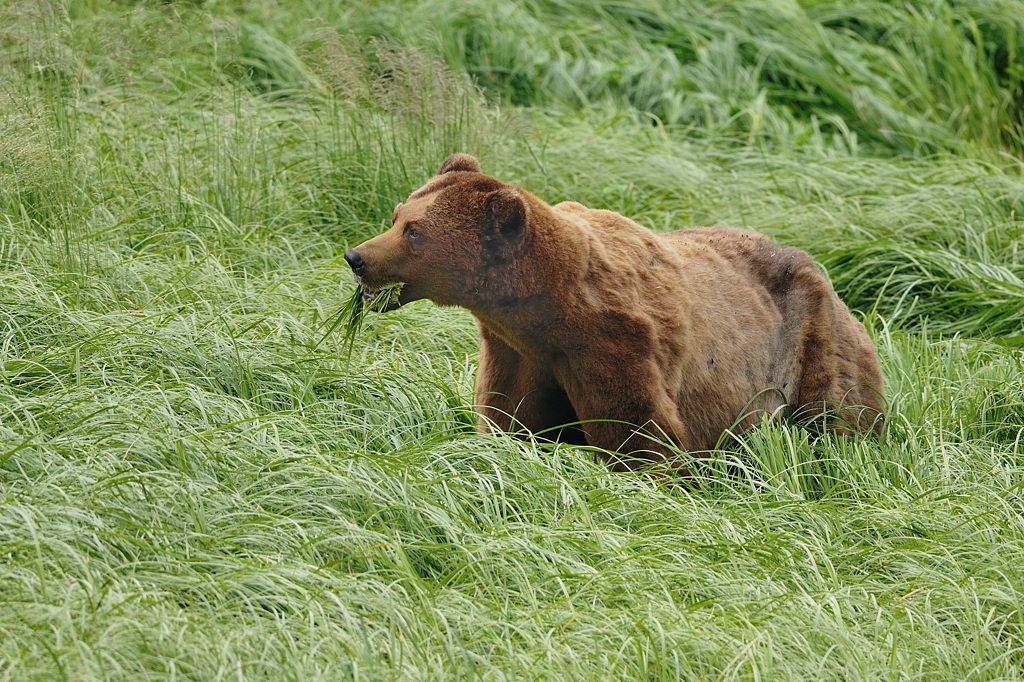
(321, 282, 405, 355)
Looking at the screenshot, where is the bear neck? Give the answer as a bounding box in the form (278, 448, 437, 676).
(464, 195, 591, 359)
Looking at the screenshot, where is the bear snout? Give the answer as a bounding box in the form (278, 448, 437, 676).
(344, 249, 366, 278)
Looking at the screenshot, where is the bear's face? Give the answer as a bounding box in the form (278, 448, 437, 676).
(345, 156, 526, 311)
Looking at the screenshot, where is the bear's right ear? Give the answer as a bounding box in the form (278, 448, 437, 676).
(438, 153, 480, 175)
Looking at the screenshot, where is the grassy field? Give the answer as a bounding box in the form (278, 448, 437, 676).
(2, 0, 1024, 679)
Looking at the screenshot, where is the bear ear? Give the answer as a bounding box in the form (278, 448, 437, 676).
(484, 188, 527, 242)
(438, 153, 481, 175)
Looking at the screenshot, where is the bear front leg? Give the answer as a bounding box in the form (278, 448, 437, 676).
(560, 366, 695, 477)
(475, 327, 586, 444)
(575, 405, 694, 476)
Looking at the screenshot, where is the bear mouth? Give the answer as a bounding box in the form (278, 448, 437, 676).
(358, 282, 405, 312)
(360, 287, 379, 306)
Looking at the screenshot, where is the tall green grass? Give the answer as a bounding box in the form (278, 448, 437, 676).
(2, 0, 1023, 679)
(344, 0, 1024, 155)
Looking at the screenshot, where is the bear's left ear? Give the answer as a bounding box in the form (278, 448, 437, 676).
(484, 188, 527, 245)
(438, 153, 480, 175)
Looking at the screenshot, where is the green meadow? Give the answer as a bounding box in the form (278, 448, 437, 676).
(2, 0, 1024, 678)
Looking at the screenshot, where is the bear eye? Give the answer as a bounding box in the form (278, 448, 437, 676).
(404, 223, 423, 243)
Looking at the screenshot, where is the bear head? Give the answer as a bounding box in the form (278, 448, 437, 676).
(345, 154, 528, 310)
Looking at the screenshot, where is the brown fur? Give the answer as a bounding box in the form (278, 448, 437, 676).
(346, 155, 884, 475)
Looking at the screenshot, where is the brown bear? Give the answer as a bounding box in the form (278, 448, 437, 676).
(345, 154, 884, 476)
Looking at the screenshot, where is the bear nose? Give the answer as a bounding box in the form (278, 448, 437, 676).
(344, 249, 366, 277)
